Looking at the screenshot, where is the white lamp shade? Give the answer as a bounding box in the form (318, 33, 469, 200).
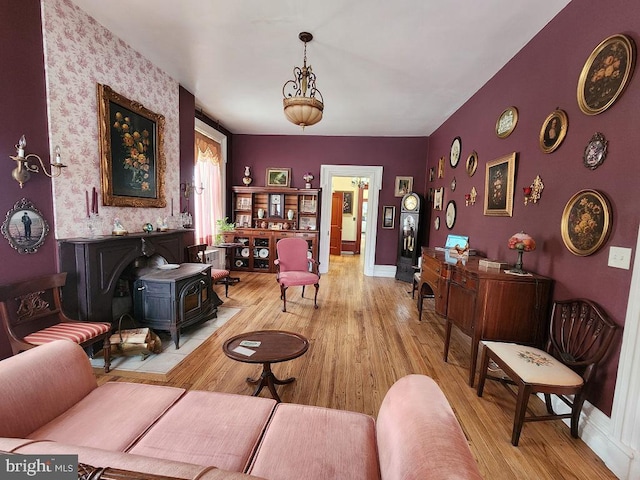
(283, 97, 324, 127)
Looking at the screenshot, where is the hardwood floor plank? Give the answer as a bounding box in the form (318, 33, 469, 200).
(98, 254, 616, 479)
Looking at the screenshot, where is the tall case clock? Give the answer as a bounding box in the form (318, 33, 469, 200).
(395, 192, 422, 283)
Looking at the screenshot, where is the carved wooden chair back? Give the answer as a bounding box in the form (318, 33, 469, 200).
(185, 244, 231, 297)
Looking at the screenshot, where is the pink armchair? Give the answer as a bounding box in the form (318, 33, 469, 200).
(275, 237, 320, 312)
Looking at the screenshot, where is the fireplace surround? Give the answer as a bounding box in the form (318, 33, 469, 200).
(58, 230, 195, 324)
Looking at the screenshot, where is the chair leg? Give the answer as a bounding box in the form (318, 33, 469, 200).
(102, 336, 111, 373)
(544, 393, 555, 415)
(476, 345, 491, 397)
(281, 285, 288, 312)
(570, 391, 586, 438)
(512, 383, 532, 446)
(301, 285, 305, 298)
(224, 277, 229, 297)
(313, 283, 319, 309)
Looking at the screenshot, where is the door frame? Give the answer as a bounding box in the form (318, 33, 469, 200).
(320, 165, 383, 276)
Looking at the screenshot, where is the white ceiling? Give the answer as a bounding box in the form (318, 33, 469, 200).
(69, 0, 570, 137)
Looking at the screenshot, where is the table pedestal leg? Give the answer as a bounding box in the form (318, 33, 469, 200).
(247, 362, 295, 403)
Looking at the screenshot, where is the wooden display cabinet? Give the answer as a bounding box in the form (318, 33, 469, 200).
(230, 187, 321, 273)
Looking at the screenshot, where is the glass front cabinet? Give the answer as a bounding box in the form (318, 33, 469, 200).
(230, 187, 320, 273)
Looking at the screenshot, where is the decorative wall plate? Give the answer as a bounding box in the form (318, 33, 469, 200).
(445, 201, 457, 229)
(496, 106, 518, 138)
(450, 137, 461, 168)
(561, 189, 611, 256)
(583, 132, 608, 170)
(434, 216, 440, 230)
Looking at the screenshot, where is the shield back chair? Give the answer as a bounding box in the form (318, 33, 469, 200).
(185, 244, 231, 297)
(0, 272, 112, 372)
(275, 237, 320, 312)
(476, 298, 617, 446)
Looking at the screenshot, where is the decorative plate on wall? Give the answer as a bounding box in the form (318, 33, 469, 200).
(445, 201, 457, 229)
(434, 216, 440, 230)
(496, 106, 518, 138)
(450, 137, 462, 168)
(561, 189, 612, 256)
(583, 132, 608, 170)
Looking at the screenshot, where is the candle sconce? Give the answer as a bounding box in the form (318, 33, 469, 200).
(523, 175, 544, 205)
(180, 181, 204, 199)
(465, 187, 477, 206)
(9, 135, 66, 188)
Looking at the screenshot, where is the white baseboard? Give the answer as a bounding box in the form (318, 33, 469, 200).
(372, 264, 396, 277)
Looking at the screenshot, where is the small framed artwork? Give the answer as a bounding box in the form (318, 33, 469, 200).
(466, 151, 478, 177)
(484, 152, 516, 217)
(236, 214, 251, 228)
(539, 109, 568, 154)
(438, 157, 445, 179)
(394, 176, 413, 197)
(341, 191, 353, 214)
(382, 206, 396, 229)
(577, 34, 636, 116)
(429, 167, 435, 182)
(561, 189, 612, 256)
(583, 132, 608, 170)
(1, 198, 50, 254)
(496, 106, 518, 138)
(433, 187, 444, 211)
(97, 84, 166, 208)
(265, 167, 291, 187)
(450, 136, 462, 168)
(434, 216, 440, 230)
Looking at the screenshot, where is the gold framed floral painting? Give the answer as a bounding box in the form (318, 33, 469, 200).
(484, 152, 516, 217)
(577, 34, 636, 116)
(98, 84, 166, 208)
(561, 189, 612, 256)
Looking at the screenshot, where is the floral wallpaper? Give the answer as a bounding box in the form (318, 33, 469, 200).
(41, 0, 179, 238)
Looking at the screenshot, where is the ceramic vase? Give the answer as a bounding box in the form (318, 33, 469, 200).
(287, 209, 295, 220)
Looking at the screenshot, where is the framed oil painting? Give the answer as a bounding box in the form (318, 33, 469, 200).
(561, 189, 612, 256)
(539, 109, 568, 154)
(466, 151, 478, 177)
(394, 176, 413, 197)
(97, 84, 166, 208)
(1, 198, 49, 254)
(341, 191, 353, 214)
(382, 206, 395, 229)
(577, 34, 636, 116)
(484, 152, 516, 217)
(266, 167, 291, 187)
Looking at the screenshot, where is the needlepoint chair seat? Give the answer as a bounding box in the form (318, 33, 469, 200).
(185, 244, 231, 297)
(0, 272, 112, 372)
(275, 237, 320, 312)
(476, 298, 617, 446)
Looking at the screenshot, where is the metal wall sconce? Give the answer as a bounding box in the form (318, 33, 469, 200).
(180, 181, 204, 199)
(10, 135, 66, 188)
(523, 175, 544, 205)
(465, 187, 477, 206)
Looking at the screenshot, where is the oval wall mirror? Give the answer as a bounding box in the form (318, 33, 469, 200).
(1, 198, 50, 254)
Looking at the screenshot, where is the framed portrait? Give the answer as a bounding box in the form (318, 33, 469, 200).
(97, 84, 166, 208)
(484, 152, 516, 217)
(561, 189, 612, 256)
(438, 157, 445, 179)
(433, 187, 444, 211)
(429, 167, 435, 182)
(1, 198, 49, 254)
(496, 106, 518, 138)
(340, 191, 354, 214)
(382, 206, 395, 229)
(539, 109, 568, 154)
(394, 176, 413, 197)
(577, 34, 636, 116)
(266, 167, 291, 187)
(466, 151, 478, 177)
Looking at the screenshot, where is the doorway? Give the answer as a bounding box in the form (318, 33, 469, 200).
(319, 165, 383, 276)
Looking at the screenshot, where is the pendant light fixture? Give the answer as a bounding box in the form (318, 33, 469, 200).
(282, 32, 324, 129)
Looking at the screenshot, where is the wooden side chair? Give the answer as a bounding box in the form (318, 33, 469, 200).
(0, 272, 112, 372)
(476, 298, 617, 446)
(275, 237, 320, 312)
(185, 244, 231, 297)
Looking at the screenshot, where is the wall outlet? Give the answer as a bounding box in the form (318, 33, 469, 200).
(608, 246, 632, 270)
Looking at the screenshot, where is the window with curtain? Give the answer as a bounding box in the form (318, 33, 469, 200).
(194, 131, 223, 245)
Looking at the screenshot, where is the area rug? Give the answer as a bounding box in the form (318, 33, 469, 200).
(90, 307, 240, 380)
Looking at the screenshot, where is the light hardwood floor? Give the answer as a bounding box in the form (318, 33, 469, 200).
(98, 254, 616, 479)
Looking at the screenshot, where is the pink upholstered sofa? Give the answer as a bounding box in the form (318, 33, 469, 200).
(0, 340, 482, 479)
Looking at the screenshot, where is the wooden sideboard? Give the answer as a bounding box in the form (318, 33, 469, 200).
(420, 248, 553, 386)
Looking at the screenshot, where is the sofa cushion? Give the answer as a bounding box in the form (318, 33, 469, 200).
(13, 440, 265, 480)
(28, 382, 185, 452)
(0, 340, 98, 438)
(248, 403, 380, 480)
(129, 391, 276, 472)
(376, 375, 482, 480)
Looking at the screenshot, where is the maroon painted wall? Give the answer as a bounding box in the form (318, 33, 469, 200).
(426, 0, 639, 415)
(231, 135, 429, 265)
(0, 1, 57, 359)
